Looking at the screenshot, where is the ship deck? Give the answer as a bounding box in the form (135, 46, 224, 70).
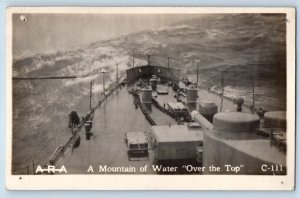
(61, 87, 153, 174)
(59, 82, 251, 174)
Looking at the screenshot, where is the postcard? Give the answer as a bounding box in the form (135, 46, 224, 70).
(6, 7, 295, 190)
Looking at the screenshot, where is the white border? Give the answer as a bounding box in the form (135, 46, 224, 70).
(6, 7, 296, 190)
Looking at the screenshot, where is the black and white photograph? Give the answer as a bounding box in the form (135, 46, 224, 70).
(6, 7, 295, 190)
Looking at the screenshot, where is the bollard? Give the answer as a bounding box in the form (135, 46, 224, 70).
(234, 98, 244, 112)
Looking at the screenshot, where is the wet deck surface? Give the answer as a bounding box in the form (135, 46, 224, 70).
(60, 83, 251, 174)
(62, 86, 179, 174)
(61, 88, 148, 174)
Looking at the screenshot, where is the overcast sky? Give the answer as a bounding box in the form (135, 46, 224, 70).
(12, 13, 199, 58)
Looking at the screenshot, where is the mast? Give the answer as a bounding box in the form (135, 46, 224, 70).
(100, 69, 107, 96)
(252, 74, 255, 113)
(220, 71, 224, 112)
(197, 63, 199, 85)
(167, 57, 170, 80)
(89, 81, 93, 111)
(132, 57, 135, 68)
